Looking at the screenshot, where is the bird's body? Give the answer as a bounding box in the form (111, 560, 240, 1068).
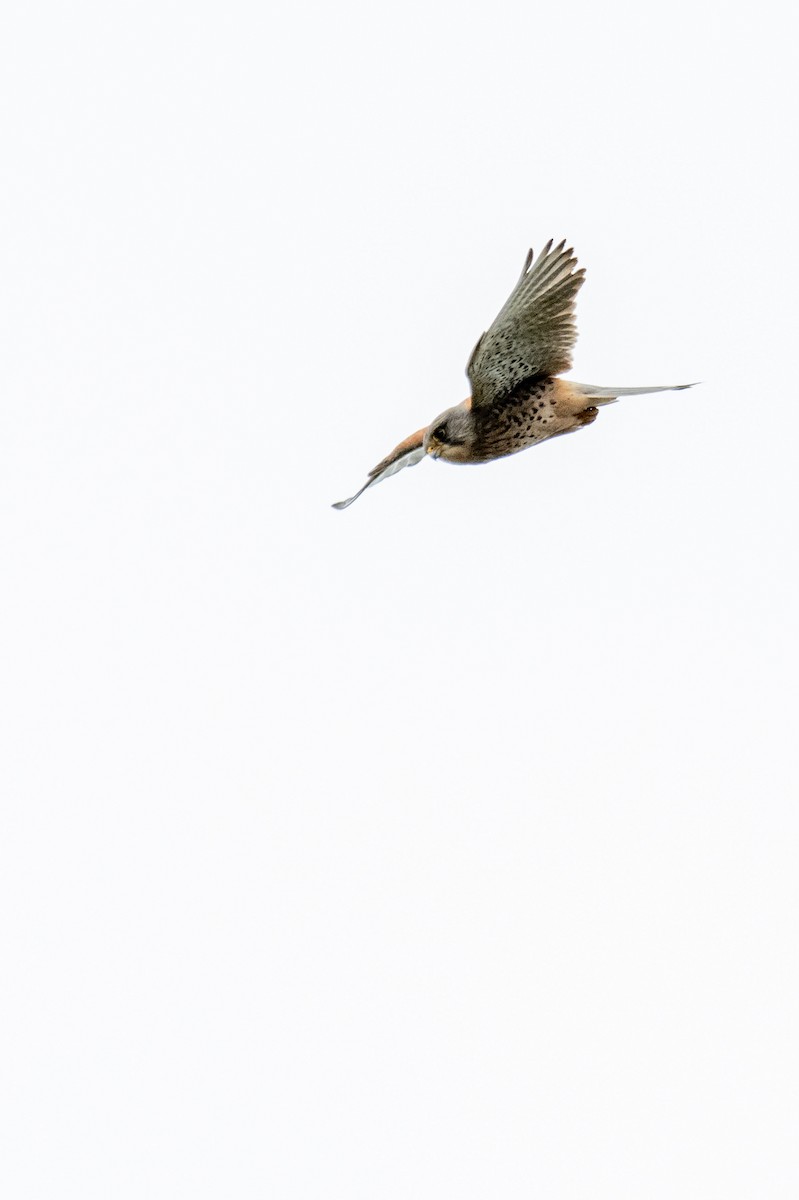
(333, 240, 694, 509)
(434, 378, 599, 466)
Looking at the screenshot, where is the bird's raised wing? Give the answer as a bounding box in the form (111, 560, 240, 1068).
(332, 427, 427, 510)
(467, 240, 585, 408)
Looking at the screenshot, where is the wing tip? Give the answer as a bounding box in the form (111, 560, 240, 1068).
(331, 481, 370, 510)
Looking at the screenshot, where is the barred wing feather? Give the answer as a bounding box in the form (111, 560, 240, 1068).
(467, 240, 585, 408)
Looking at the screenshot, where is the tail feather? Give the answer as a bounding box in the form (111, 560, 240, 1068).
(570, 381, 697, 405)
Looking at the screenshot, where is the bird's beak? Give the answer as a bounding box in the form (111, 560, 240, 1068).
(425, 442, 438, 459)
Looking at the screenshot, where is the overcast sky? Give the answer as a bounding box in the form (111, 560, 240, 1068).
(2, 2, 798, 1197)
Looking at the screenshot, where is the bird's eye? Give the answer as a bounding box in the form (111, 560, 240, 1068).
(434, 425, 448, 442)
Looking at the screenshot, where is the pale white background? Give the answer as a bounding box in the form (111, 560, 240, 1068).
(1, 1, 797, 1196)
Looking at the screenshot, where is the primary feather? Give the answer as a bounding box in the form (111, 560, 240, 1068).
(467, 239, 585, 408)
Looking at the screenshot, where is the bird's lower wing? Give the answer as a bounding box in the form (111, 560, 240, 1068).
(332, 427, 428, 510)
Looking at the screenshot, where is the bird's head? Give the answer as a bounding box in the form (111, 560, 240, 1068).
(423, 404, 475, 462)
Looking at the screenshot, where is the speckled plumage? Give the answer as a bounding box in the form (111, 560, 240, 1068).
(464, 377, 595, 462)
(333, 240, 694, 509)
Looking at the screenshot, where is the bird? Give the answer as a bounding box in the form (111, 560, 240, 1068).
(332, 239, 694, 509)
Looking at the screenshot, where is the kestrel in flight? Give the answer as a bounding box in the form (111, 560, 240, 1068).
(333, 239, 693, 509)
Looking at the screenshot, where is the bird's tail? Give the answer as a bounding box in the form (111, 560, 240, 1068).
(569, 381, 697, 406)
